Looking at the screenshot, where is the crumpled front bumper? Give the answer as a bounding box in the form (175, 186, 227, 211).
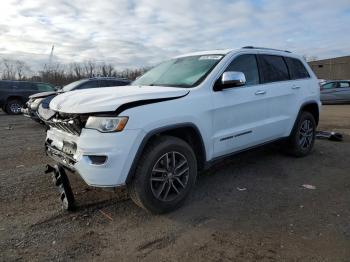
(21, 99, 40, 119)
(45, 127, 145, 187)
(21, 107, 37, 118)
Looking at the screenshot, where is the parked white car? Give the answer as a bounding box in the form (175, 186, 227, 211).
(41, 47, 321, 213)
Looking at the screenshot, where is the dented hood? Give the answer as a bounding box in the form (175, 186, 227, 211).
(49, 85, 189, 114)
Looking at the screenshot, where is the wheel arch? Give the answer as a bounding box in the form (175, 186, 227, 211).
(125, 123, 206, 184)
(6, 95, 26, 104)
(299, 101, 320, 126)
(289, 100, 320, 137)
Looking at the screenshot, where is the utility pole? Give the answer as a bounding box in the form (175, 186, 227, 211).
(48, 45, 54, 71)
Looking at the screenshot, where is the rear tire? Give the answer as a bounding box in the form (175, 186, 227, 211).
(128, 136, 197, 214)
(285, 111, 316, 157)
(6, 99, 23, 115)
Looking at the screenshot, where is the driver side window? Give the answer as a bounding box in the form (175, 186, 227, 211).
(225, 54, 260, 86)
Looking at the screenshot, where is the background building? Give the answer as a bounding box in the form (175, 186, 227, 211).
(308, 56, 350, 80)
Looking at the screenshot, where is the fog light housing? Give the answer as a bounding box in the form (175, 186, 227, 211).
(86, 155, 108, 165)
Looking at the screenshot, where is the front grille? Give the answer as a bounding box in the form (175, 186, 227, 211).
(47, 116, 82, 136)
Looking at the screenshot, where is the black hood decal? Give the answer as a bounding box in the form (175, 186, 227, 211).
(115, 91, 190, 115)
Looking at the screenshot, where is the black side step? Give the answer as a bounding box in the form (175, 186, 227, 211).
(45, 164, 75, 211)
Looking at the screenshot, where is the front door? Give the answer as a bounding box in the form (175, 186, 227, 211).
(211, 54, 272, 158)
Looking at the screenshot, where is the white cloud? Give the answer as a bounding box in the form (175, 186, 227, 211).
(0, 0, 349, 70)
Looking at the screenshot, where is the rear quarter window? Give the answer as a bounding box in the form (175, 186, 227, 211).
(285, 57, 310, 80)
(258, 55, 290, 83)
(339, 82, 350, 88)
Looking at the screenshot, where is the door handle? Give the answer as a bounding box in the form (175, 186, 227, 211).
(255, 90, 266, 95)
(292, 86, 301, 89)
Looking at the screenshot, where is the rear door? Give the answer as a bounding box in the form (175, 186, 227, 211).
(12, 82, 37, 102)
(320, 82, 337, 103)
(256, 54, 297, 138)
(284, 56, 313, 130)
(334, 82, 350, 102)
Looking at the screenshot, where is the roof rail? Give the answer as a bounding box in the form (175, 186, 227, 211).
(242, 46, 291, 53)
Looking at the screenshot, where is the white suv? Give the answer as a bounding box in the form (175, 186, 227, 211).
(41, 47, 321, 213)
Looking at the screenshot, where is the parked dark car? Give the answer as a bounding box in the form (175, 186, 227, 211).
(22, 77, 131, 122)
(321, 80, 350, 104)
(0, 80, 55, 114)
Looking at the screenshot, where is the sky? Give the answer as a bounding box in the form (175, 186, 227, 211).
(0, 0, 350, 70)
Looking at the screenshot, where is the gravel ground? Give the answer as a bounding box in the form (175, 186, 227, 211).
(0, 105, 350, 261)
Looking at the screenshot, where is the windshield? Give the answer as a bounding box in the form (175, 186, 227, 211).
(132, 55, 223, 88)
(62, 79, 88, 92)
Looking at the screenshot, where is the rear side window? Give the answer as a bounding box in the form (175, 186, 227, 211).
(258, 55, 289, 83)
(339, 82, 350, 88)
(285, 57, 310, 79)
(35, 83, 55, 91)
(322, 82, 335, 89)
(225, 54, 260, 86)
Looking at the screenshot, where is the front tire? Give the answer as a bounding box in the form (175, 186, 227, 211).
(285, 111, 316, 157)
(6, 99, 23, 115)
(128, 136, 197, 214)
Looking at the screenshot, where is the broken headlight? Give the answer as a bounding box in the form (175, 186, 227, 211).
(85, 116, 128, 132)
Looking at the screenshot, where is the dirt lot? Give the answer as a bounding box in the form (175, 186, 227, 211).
(1, 105, 350, 261)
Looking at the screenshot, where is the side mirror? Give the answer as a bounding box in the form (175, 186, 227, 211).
(215, 71, 246, 91)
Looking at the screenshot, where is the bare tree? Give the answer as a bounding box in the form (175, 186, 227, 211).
(15, 60, 31, 80)
(1, 58, 147, 85)
(100, 63, 114, 77)
(71, 63, 83, 79)
(84, 60, 97, 77)
(2, 59, 16, 79)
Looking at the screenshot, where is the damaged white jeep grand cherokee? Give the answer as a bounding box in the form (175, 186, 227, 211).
(41, 47, 321, 213)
